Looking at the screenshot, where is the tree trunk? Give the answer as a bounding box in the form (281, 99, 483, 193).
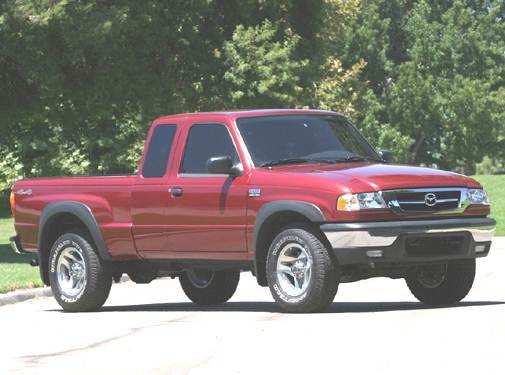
(409, 135, 425, 165)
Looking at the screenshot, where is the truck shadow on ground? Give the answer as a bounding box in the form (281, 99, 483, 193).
(97, 300, 505, 314)
(0, 244, 35, 264)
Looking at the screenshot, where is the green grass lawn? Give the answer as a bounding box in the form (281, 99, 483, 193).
(473, 175, 505, 236)
(0, 175, 503, 293)
(0, 215, 44, 293)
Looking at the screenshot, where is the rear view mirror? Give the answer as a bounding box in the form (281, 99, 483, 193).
(207, 156, 243, 176)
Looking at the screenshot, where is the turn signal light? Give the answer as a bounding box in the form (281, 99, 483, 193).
(10, 191, 16, 218)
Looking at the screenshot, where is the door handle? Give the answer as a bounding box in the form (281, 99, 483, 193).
(169, 187, 183, 197)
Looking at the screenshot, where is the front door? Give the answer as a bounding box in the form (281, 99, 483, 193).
(165, 122, 248, 254)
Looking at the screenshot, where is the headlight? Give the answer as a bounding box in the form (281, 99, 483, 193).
(337, 192, 387, 211)
(467, 189, 489, 205)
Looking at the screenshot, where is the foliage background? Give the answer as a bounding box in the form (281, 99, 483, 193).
(0, 0, 504, 190)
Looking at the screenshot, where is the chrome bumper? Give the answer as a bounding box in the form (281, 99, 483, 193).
(321, 218, 495, 248)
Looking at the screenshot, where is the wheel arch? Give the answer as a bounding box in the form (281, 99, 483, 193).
(38, 201, 110, 285)
(253, 201, 327, 286)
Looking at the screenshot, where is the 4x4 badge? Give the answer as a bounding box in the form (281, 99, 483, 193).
(16, 189, 32, 196)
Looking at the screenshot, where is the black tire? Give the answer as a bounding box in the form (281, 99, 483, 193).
(266, 224, 339, 313)
(127, 264, 158, 284)
(48, 231, 112, 312)
(405, 259, 476, 305)
(179, 269, 240, 305)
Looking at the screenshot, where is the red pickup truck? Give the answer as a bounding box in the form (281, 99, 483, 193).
(10, 109, 495, 313)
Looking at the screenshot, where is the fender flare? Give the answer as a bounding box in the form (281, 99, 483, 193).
(38, 201, 111, 284)
(252, 200, 326, 286)
(253, 200, 326, 251)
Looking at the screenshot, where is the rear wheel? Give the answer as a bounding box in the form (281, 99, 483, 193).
(179, 269, 240, 305)
(49, 231, 112, 312)
(266, 225, 339, 313)
(405, 259, 476, 305)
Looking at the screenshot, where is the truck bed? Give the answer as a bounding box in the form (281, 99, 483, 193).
(13, 175, 137, 254)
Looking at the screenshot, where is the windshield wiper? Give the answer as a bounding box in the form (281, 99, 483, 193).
(260, 158, 336, 168)
(335, 155, 384, 163)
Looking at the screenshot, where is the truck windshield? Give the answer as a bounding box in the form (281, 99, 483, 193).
(236, 115, 381, 167)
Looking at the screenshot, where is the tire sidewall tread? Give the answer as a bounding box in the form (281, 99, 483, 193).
(266, 224, 339, 313)
(49, 231, 112, 312)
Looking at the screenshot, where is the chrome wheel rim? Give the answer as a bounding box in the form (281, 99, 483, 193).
(56, 247, 87, 297)
(417, 263, 447, 289)
(276, 243, 312, 297)
(187, 269, 215, 289)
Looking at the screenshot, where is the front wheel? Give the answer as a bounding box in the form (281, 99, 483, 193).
(49, 231, 112, 312)
(179, 269, 240, 305)
(405, 259, 476, 305)
(266, 225, 339, 313)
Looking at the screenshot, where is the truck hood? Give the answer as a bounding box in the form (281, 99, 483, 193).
(260, 162, 481, 192)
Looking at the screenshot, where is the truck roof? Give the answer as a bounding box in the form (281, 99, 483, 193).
(153, 108, 341, 124)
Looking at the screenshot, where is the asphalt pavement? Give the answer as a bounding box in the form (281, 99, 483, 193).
(2, 238, 505, 375)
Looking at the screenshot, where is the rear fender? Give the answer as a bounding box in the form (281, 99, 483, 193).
(38, 201, 111, 284)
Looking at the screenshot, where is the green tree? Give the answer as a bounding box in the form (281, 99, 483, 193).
(221, 20, 307, 108)
(1, 0, 504, 191)
(337, 0, 505, 170)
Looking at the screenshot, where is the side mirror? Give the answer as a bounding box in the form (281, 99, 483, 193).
(207, 156, 243, 176)
(378, 149, 394, 163)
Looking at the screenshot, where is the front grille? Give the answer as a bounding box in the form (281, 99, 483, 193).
(392, 189, 461, 212)
(405, 234, 466, 256)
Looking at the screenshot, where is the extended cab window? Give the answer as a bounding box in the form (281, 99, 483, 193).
(142, 124, 177, 178)
(181, 123, 239, 174)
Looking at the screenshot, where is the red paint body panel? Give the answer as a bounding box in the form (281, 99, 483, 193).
(11, 109, 490, 262)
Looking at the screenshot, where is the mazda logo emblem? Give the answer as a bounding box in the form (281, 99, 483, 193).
(424, 193, 437, 206)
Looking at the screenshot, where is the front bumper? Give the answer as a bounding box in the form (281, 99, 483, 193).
(321, 218, 495, 265)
